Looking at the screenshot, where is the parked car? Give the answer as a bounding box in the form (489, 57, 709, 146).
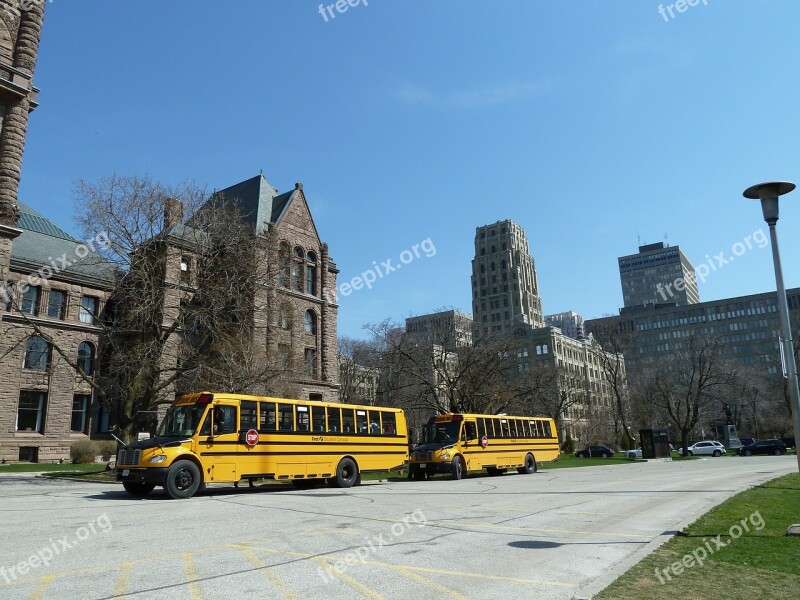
(575, 446, 615, 458)
(684, 441, 726, 457)
(737, 439, 787, 456)
(626, 448, 642, 459)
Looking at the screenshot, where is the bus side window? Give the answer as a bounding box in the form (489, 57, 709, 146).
(327, 407, 341, 433)
(502, 420, 510, 438)
(368, 411, 381, 435)
(261, 403, 277, 432)
(382, 413, 397, 435)
(215, 406, 237, 435)
(543, 421, 552, 438)
(477, 418, 486, 439)
(510, 420, 518, 438)
(342, 409, 355, 433)
(278, 404, 294, 431)
(464, 422, 477, 441)
(241, 401, 257, 431)
(311, 407, 325, 432)
(533, 421, 542, 437)
(356, 410, 368, 434)
(296, 406, 310, 431)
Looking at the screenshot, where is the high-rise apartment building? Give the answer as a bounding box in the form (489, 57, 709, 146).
(618, 242, 699, 309)
(544, 311, 585, 340)
(405, 309, 473, 349)
(471, 220, 544, 340)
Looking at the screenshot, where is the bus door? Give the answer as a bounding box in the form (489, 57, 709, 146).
(203, 404, 238, 482)
(461, 419, 479, 468)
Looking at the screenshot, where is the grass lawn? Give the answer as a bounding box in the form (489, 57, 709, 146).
(596, 473, 800, 600)
(0, 463, 108, 474)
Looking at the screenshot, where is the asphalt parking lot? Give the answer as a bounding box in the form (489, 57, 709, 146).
(0, 456, 795, 600)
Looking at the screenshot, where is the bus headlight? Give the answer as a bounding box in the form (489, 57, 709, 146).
(440, 453, 450, 460)
(147, 455, 167, 464)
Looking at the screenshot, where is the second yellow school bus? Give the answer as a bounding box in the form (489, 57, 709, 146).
(408, 413, 559, 480)
(115, 392, 408, 499)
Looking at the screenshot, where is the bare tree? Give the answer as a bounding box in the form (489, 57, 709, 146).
(644, 335, 738, 455)
(587, 318, 636, 446)
(512, 364, 580, 438)
(0, 175, 297, 443)
(365, 316, 515, 416)
(338, 336, 381, 405)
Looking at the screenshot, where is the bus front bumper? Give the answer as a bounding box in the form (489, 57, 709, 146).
(116, 468, 169, 485)
(409, 461, 452, 475)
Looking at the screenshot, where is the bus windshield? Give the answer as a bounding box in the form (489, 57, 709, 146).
(157, 404, 208, 437)
(423, 421, 461, 445)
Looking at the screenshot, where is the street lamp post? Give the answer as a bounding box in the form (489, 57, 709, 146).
(743, 181, 800, 473)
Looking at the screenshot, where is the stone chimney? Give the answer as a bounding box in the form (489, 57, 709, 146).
(164, 198, 184, 229)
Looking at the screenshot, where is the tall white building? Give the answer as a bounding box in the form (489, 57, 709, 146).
(471, 220, 544, 341)
(545, 311, 585, 340)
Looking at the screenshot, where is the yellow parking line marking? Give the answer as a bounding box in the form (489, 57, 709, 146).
(181, 552, 203, 600)
(113, 561, 133, 598)
(312, 558, 385, 599)
(28, 574, 57, 600)
(239, 547, 299, 600)
(235, 544, 575, 588)
(395, 566, 470, 599)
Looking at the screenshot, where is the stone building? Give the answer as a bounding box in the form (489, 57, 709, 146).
(0, 203, 115, 463)
(0, 1, 44, 227)
(203, 175, 340, 402)
(511, 323, 618, 443)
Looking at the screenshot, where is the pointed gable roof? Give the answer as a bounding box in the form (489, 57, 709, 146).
(207, 174, 280, 235)
(206, 174, 320, 242)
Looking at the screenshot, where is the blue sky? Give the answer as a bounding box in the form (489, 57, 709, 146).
(20, 0, 800, 339)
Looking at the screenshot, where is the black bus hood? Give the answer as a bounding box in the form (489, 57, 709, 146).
(412, 442, 456, 452)
(122, 436, 190, 450)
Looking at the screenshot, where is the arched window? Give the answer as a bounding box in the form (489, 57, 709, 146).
(77, 342, 95, 376)
(292, 246, 304, 292)
(306, 251, 317, 296)
(24, 336, 51, 371)
(304, 310, 317, 335)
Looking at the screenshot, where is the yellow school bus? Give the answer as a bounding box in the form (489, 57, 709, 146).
(115, 392, 408, 499)
(408, 413, 559, 480)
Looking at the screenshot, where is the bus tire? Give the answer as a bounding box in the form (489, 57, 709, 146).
(517, 453, 536, 474)
(451, 456, 464, 480)
(165, 460, 202, 499)
(123, 482, 156, 497)
(332, 457, 359, 488)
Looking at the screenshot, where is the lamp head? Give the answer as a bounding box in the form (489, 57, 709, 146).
(743, 181, 796, 225)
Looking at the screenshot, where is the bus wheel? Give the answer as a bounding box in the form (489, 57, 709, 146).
(517, 453, 537, 474)
(451, 456, 464, 480)
(165, 460, 202, 499)
(123, 482, 156, 497)
(332, 457, 359, 488)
